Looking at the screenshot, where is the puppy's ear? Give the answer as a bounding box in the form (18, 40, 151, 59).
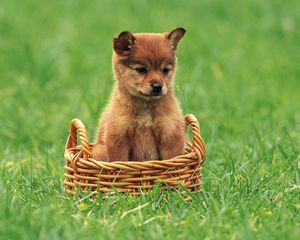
(113, 31, 135, 55)
(165, 27, 186, 50)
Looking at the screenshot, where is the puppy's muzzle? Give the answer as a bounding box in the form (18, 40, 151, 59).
(151, 82, 162, 96)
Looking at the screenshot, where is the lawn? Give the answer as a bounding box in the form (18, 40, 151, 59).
(0, 0, 299, 239)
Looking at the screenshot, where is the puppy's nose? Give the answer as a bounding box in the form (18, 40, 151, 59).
(151, 83, 162, 95)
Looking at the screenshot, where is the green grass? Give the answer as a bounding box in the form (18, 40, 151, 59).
(0, 0, 299, 239)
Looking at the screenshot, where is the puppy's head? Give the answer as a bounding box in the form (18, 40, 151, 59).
(112, 28, 186, 100)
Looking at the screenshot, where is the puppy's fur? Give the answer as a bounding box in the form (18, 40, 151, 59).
(92, 28, 186, 161)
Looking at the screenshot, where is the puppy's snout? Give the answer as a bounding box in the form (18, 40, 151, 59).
(151, 82, 162, 95)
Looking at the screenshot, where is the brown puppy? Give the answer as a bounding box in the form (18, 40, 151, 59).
(92, 28, 186, 161)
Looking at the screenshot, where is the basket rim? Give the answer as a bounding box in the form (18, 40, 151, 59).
(64, 114, 206, 167)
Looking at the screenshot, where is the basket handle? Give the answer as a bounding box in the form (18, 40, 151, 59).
(65, 118, 91, 160)
(185, 114, 206, 163)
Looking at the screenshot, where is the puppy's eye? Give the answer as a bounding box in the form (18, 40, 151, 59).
(135, 67, 147, 74)
(162, 68, 170, 75)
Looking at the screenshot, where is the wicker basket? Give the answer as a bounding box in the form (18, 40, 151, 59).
(64, 114, 206, 196)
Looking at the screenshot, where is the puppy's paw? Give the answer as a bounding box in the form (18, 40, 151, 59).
(91, 143, 108, 161)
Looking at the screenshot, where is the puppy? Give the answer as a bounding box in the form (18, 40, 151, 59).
(92, 28, 186, 161)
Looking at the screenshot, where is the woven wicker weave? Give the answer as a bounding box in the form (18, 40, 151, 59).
(64, 114, 206, 195)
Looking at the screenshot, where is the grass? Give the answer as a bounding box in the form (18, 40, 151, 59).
(0, 0, 299, 239)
